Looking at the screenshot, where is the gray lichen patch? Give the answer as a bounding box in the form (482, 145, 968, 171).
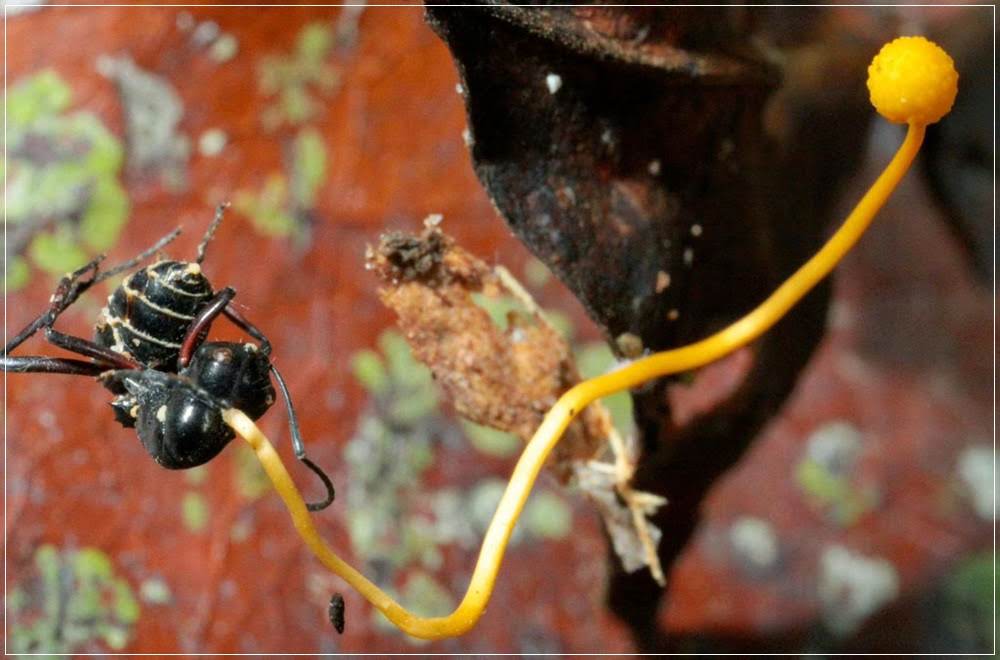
(728, 516, 780, 576)
(198, 128, 228, 157)
(804, 421, 863, 473)
(175, 12, 239, 62)
(97, 55, 190, 190)
(817, 544, 899, 637)
(956, 444, 996, 520)
(344, 328, 573, 583)
(209, 34, 240, 63)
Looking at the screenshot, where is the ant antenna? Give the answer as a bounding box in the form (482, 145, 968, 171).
(97, 228, 183, 283)
(269, 363, 336, 511)
(196, 202, 230, 265)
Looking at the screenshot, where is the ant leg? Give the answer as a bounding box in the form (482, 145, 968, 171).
(6, 228, 182, 356)
(219, 305, 334, 510)
(43, 328, 141, 370)
(5, 256, 105, 355)
(221, 305, 272, 354)
(214, 295, 334, 509)
(268, 363, 335, 511)
(5, 328, 137, 378)
(2, 355, 112, 376)
(177, 287, 236, 368)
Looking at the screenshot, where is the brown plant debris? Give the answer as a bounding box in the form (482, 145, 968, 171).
(367, 217, 666, 583)
(367, 216, 605, 477)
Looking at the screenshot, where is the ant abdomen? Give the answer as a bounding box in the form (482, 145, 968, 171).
(96, 260, 213, 370)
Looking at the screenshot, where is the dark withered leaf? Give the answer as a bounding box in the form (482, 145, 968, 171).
(427, 5, 787, 353)
(329, 593, 345, 634)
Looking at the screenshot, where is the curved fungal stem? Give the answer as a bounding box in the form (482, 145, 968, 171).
(226, 121, 926, 640)
(225, 35, 956, 641)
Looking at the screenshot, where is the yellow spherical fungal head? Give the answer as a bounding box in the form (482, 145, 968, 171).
(867, 36, 958, 125)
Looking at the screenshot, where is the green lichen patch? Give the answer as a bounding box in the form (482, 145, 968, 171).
(5, 256, 31, 291)
(8, 544, 139, 654)
(8, 69, 71, 123)
(350, 348, 390, 395)
(6, 70, 129, 291)
(181, 491, 210, 533)
(463, 421, 520, 458)
(938, 552, 995, 651)
(233, 443, 271, 501)
(259, 22, 340, 130)
(291, 127, 327, 209)
(233, 127, 328, 243)
(402, 571, 455, 617)
(184, 465, 209, 486)
(343, 329, 441, 572)
(795, 421, 878, 526)
(575, 342, 636, 438)
(234, 174, 297, 238)
(369, 571, 454, 644)
(522, 491, 573, 540)
(795, 459, 878, 526)
(470, 291, 574, 341)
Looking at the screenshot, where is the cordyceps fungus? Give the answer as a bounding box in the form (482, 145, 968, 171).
(223, 36, 958, 640)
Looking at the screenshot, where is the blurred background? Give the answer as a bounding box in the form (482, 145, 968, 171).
(4, 3, 993, 653)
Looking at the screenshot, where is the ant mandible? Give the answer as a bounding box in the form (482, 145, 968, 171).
(3, 203, 335, 511)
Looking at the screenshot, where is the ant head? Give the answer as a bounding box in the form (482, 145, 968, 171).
(182, 341, 276, 421)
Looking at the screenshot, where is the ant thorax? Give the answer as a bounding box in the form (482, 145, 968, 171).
(95, 260, 214, 370)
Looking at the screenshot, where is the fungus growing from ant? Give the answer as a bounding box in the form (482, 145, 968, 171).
(6, 34, 942, 641)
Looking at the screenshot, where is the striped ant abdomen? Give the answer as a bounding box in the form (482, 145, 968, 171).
(96, 260, 214, 370)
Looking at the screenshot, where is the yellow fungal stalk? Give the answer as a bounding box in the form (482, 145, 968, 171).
(226, 36, 958, 640)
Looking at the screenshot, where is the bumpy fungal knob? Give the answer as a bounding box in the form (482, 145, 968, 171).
(867, 36, 958, 125)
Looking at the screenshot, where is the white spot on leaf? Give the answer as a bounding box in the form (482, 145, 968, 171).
(818, 545, 898, 636)
(545, 73, 562, 94)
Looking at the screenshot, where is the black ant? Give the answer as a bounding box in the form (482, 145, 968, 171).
(3, 203, 335, 511)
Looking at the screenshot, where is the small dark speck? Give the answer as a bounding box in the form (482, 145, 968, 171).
(329, 593, 346, 634)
